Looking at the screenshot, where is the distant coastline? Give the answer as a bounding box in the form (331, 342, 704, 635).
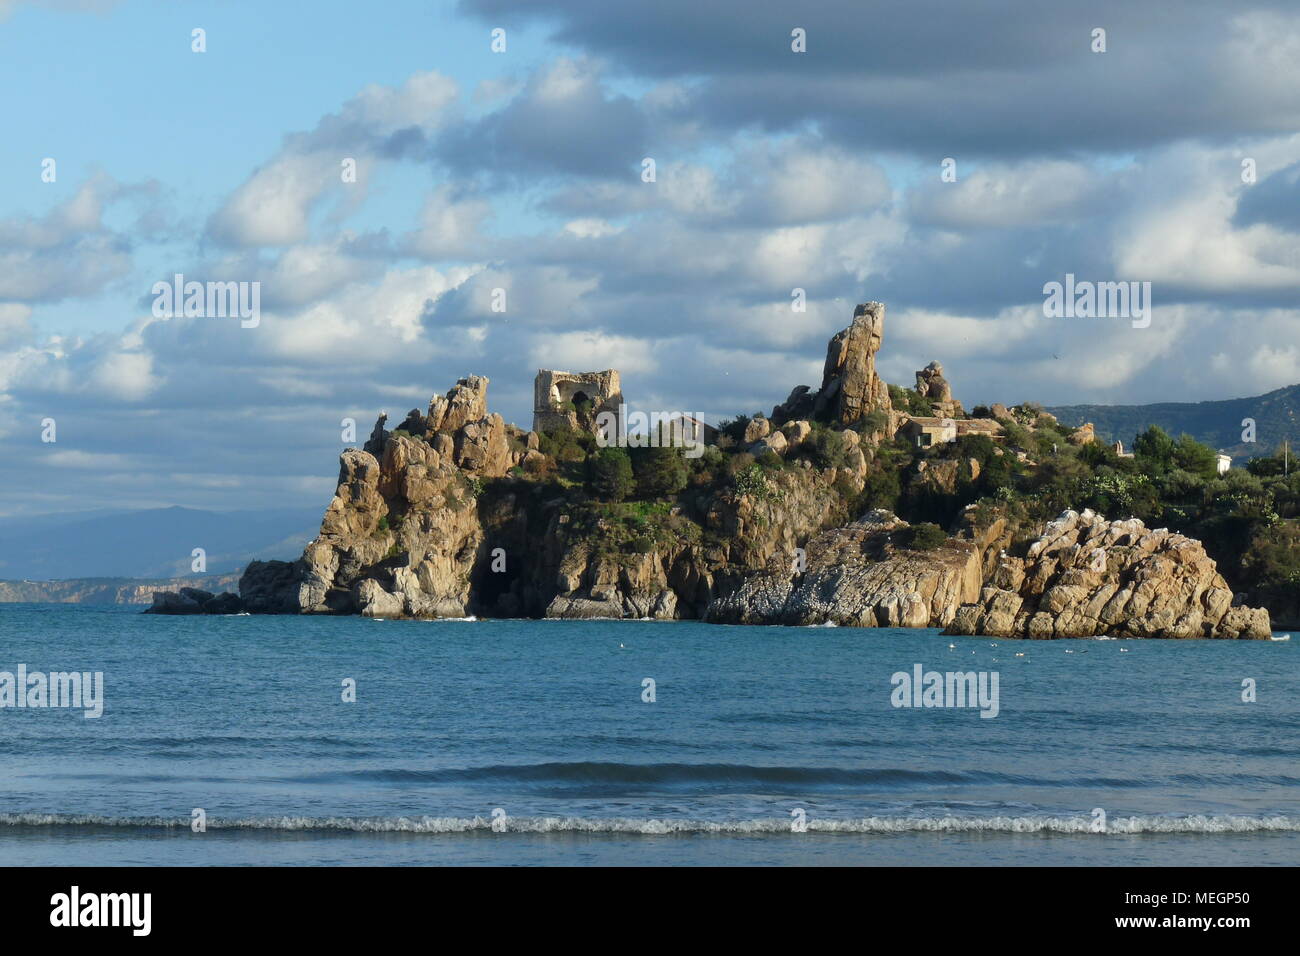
(0, 573, 240, 605)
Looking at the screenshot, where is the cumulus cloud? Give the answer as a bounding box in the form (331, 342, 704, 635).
(461, 0, 1300, 156)
(207, 72, 459, 248)
(436, 58, 647, 180)
(0, 176, 140, 303)
(6, 2, 1300, 515)
(910, 160, 1104, 230)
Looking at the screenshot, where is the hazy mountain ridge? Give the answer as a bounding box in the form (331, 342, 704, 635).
(1049, 384, 1300, 460)
(0, 573, 242, 604)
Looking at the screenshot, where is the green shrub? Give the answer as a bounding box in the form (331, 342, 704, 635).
(889, 384, 933, 417)
(733, 464, 782, 502)
(805, 428, 856, 469)
(632, 445, 688, 499)
(717, 415, 752, 443)
(858, 467, 901, 512)
(857, 409, 890, 436)
(588, 447, 634, 502)
(900, 522, 947, 550)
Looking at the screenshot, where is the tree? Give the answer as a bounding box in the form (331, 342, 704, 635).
(632, 445, 688, 499)
(588, 447, 634, 501)
(1172, 433, 1219, 480)
(1133, 425, 1177, 475)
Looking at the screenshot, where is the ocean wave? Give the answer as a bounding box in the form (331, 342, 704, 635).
(283, 762, 1046, 787)
(33, 761, 1299, 790)
(289, 762, 1300, 789)
(1, 812, 1297, 835)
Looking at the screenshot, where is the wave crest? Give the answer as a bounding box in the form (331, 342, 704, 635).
(2, 812, 1297, 835)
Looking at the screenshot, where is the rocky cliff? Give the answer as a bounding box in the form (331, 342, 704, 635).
(220, 300, 1272, 638)
(706, 510, 988, 627)
(237, 370, 854, 620)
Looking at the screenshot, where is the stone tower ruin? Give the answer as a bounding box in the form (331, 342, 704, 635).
(532, 369, 623, 434)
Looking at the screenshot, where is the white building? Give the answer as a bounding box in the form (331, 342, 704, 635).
(1216, 453, 1232, 475)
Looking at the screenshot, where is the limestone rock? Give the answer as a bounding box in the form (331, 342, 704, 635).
(705, 510, 986, 628)
(780, 420, 813, 448)
(743, 416, 771, 444)
(944, 510, 1271, 639)
(771, 386, 814, 423)
(820, 302, 892, 427)
(144, 590, 200, 614)
(429, 376, 489, 435)
(200, 593, 237, 614)
(239, 559, 304, 613)
(356, 579, 403, 617)
(1069, 422, 1097, 445)
(363, 413, 388, 455)
(750, 431, 788, 457)
(915, 361, 953, 403)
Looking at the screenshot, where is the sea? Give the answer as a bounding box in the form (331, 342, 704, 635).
(0, 603, 1296, 866)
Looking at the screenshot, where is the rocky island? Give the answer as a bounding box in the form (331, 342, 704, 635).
(152, 301, 1273, 638)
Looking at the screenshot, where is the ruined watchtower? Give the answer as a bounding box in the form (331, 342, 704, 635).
(532, 369, 623, 434)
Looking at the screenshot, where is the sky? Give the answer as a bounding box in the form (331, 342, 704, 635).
(2, 0, 1299, 516)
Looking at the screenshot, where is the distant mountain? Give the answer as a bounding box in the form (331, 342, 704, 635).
(1049, 384, 1300, 460)
(0, 573, 242, 604)
(0, 506, 321, 580)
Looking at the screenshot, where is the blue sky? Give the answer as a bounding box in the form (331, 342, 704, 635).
(2, 0, 1299, 516)
(2, 0, 560, 336)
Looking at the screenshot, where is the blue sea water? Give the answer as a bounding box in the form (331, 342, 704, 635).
(0, 603, 1297, 866)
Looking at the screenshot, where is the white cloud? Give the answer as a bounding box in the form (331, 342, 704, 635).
(528, 330, 659, 376)
(207, 72, 459, 248)
(910, 160, 1103, 229)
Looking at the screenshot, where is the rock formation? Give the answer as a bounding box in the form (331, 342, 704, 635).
(219, 299, 1274, 638)
(818, 302, 893, 426)
(706, 511, 989, 628)
(144, 587, 242, 614)
(240, 376, 529, 617)
(772, 302, 894, 433)
(944, 509, 1271, 639)
(915, 361, 965, 419)
(1068, 422, 1096, 445)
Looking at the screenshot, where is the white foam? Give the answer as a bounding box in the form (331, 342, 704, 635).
(2, 812, 1296, 836)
